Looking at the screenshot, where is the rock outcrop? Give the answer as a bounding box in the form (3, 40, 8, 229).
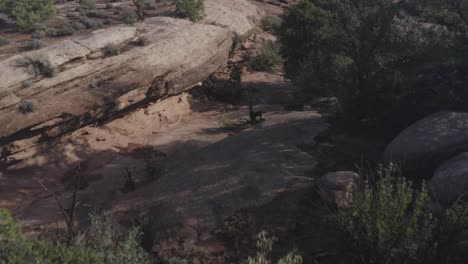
(428, 153, 468, 206)
(0, 0, 261, 156)
(384, 111, 468, 171)
(109, 110, 328, 247)
(319, 171, 359, 208)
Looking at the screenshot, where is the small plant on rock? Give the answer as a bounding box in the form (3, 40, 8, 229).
(79, 0, 97, 10)
(19, 99, 39, 113)
(260, 16, 281, 33)
(102, 43, 121, 56)
(120, 4, 138, 25)
(175, 0, 204, 22)
(248, 40, 283, 72)
(16, 53, 54, 77)
(136, 36, 150, 46)
(247, 231, 303, 264)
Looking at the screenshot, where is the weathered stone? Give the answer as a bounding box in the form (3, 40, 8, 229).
(0, 17, 235, 151)
(319, 171, 359, 208)
(73, 26, 137, 52)
(384, 111, 468, 171)
(428, 153, 468, 206)
(0, 93, 20, 110)
(203, 0, 260, 36)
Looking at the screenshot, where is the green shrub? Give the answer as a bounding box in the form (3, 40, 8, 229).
(86, 9, 110, 19)
(0, 36, 9, 46)
(120, 4, 137, 25)
(71, 21, 86, 30)
(18, 99, 39, 113)
(279, 0, 468, 129)
(26, 38, 44, 50)
(103, 18, 112, 25)
(1, 0, 56, 30)
(78, 15, 102, 29)
(339, 163, 468, 264)
(74, 214, 147, 264)
(0, 209, 24, 240)
(48, 24, 76, 37)
(247, 231, 303, 264)
(106, 3, 113, 9)
(260, 16, 281, 33)
(79, 0, 96, 10)
(248, 40, 283, 72)
(16, 53, 54, 77)
(175, 0, 204, 22)
(136, 36, 149, 46)
(102, 43, 121, 56)
(31, 29, 45, 39)
(0, 210, 148, 264)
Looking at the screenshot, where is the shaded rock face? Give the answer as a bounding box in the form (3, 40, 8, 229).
(384, 111, 468, 171)
(110, 111, 329, 249)
(0, 0, 261, 156)
(429, 153, 468, 206)
(319, 171, 359, 208)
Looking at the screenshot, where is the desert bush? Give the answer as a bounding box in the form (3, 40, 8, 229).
(136, 36, 150, 46)
(78, 15, 102, 29)
(103, 18, 112, 25)
(106, 3, 113, 9)
(48, 24, 76, 37)
(102, 43, 121, 56)
(247, 231, 303, 264)
(0, 36, 9, 46)
(26, 38, 44, 50)
(86, 9, 111, 19)
(21, 80, 33, 88)
(0, 0, 56, 30)
(0, 210, 148, 264)
(16, 53, 54, 77)
(73, 214, 147, 264)
(79, 0, 96, 10)
(279, 0, 468, 130)
(260, 16, 281, 33)
(248, 40, 283, 72)
(217, 112, 241, 131)
(339, 163, 468, 264)
(0, 209, 24, 240)
(18, 99, 39, 113)
(175, 0, 204, 22)
(71, 21, 86, 30)
(120, 4, 137, 25)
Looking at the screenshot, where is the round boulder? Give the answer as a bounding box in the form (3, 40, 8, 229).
(384, 111, 468, 171)
(428, 152, 468, 206)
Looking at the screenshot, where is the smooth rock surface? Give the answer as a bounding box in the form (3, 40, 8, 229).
(319, 171, 359, 208)
(429, 152, 468, 206)
(384, 111, 468, 171)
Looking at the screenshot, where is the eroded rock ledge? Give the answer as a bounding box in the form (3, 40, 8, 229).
(0, 0, 260, 156)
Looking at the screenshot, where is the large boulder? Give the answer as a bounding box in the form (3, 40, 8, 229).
(428, 153, 468, 206)
(319, 171, 359, 208)
(384, 111, 468, 171)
